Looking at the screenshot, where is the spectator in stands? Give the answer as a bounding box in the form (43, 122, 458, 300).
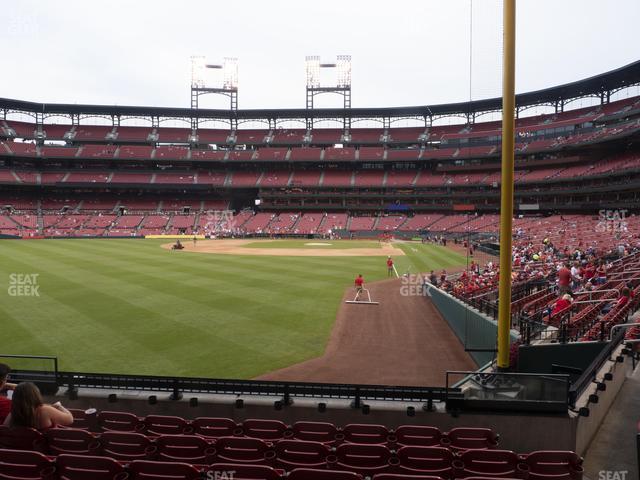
(542, 294, 573, 323)
(0, 363, 16, 424)
(3, 382, 73, 429)
(558, 263, 572, 293)
(429, 270, 438, 286)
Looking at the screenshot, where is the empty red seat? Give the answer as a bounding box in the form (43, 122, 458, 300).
(192, 418, 239, 439)
(100, 432, 156, 461)
(288, 468, 363, 480)
(453, 449, 525, 478)
(97, 411, 145, 433)
(241, 419, 291, 441)
(128, 460, 201, 480)
(214, 437, 275, 465)
(274, 439, 331, 470)
(290, 422, 340, 445)
(205, 463, 283, 480)
(332, 443, 394, 476)
(55, 454, 127, 480)
(0, 427, 47, 452)
(342, 424, 390, 445)
(45, 428, 100, 456)
(144, 415, 191, 436)
(395, 446, 454, 477)
(67, 409, 95, 431)
(373, 475, 444, 480)
(522, 451, 584, 480)
(0, 448, 55, 479)
(443, 428, 499, 451)
(155, 435, 215, 464)
(394, 426, 443, 448)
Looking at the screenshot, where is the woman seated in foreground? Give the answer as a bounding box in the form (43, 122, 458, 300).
(3, 382, 73, 429)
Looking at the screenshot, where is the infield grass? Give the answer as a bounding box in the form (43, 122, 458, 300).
(0, 239, 465, 378)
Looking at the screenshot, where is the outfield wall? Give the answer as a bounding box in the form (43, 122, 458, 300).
(427, 285, 519, 366)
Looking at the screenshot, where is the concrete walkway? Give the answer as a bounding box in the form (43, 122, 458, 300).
(583, 357, 639, 480)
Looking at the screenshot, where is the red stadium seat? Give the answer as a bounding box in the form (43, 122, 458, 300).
(274, 439, 331, 470)
(395, 446, 454, 478)
(373, 475, 445, 480)
(192, 418, 239, 439)
(144, 415, 191, 436)
(67, 409, 95, 431)
(0, 448, 55, 480)
(453, 449, 526, 478)
(97, 411, 145, 433)
(45, 428, 100, 456)
(205, 463, 283, 480)
(128, 460, 201, 480)
(290, 422, 340, 445)
(0, 427, 47, 453)
(214, 437, 275, 465)
(331, 443, 395, 476)
(395, 426, 443, 448)
(155, 435, 215, 464)
(442, 428, 499, 451)
(342, 424, 390, 445)
(55, 454, 127, 480)
(521, 451, 584, 480)
(100, 432, 157, 461)
(241, 419, 292, 442)
(288, 468, 363, 480)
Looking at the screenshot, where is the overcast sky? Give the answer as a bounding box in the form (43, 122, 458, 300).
(2, 0, 639, 111)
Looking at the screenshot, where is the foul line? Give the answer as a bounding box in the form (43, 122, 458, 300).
(393, 264, 399, 278)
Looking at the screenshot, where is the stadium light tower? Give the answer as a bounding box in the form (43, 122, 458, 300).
(190, 56, 239, 136)
(305, 55, 352, 130)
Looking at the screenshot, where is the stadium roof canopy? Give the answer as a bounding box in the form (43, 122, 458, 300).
(1, 60, 639, 123)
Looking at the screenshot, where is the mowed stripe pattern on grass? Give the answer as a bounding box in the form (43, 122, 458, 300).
(0, 239, 466, 379)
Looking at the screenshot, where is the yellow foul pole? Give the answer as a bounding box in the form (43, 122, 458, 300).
(497, 0, 516, 369)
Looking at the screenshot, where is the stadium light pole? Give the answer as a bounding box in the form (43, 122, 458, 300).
(496, 0, 516, 370)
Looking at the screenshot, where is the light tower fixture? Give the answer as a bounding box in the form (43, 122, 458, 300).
(305, 55, 352, 130)
(189, 55, 239, 136)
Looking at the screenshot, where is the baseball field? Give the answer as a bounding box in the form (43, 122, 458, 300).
(1, 238, 468, 380)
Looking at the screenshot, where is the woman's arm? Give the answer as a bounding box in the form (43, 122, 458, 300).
(39, 404, 74, 427)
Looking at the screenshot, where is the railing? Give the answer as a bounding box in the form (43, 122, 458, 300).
(7, 368, 460, 411)
(445, 370, 570, 413)
(567, 327, 626, 408)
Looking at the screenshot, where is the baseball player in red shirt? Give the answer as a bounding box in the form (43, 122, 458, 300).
(386, 256, 394, 277)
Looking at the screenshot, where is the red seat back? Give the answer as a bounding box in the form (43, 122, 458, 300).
(274, 439, 330, 468)
(342, 424, 390, 445)
(97, 411, 144, 433)
(291, 422, 339, 445)
(128, 460, 201, 480)
(144, 415, 189, 436)
(45, 428, 100, 456)
(100, 432, 155, 461)
(394, 426, 442, 447)
(0, 448, 54, 479)
(155, 435, 215, 464)
(192, 418, 238, 439)
(242, 419, 289, 441)
(56, 454, 126, 480)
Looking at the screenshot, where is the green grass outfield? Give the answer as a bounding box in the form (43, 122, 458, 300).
(0, 239, 465, 378)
